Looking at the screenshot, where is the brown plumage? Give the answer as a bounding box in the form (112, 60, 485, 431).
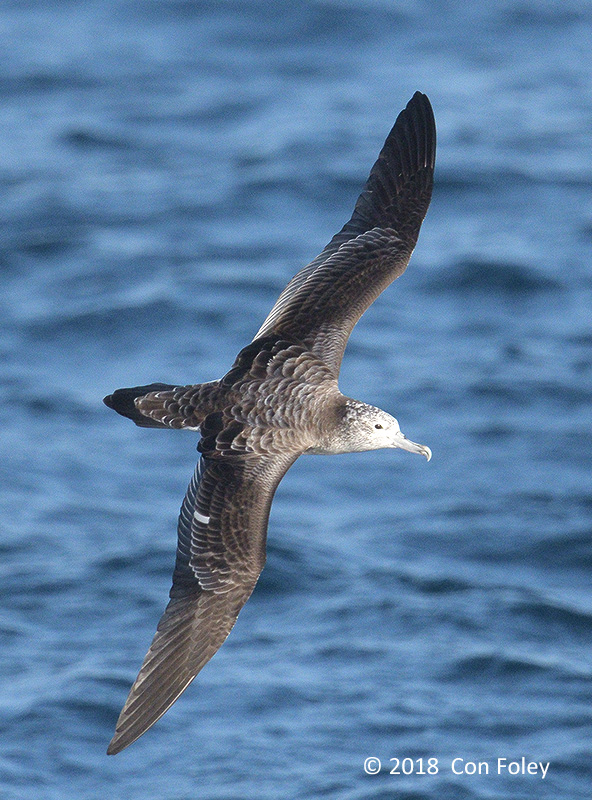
(103, 91, 436, 754)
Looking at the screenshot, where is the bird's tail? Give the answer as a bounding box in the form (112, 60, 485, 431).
(104, 381, 221, 430)
(104, 383, 178, 428)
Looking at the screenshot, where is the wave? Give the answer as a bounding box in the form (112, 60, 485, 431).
(423, 258, 561, 295)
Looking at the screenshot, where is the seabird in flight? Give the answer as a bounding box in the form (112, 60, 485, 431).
(104, 91, 436, 754)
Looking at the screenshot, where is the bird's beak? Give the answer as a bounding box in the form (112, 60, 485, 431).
(392, 431, 432, 461)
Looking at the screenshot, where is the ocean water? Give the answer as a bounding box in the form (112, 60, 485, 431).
(1, 0, 591, 797)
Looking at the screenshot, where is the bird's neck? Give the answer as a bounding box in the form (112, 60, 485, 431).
(305, 395, 373, 455)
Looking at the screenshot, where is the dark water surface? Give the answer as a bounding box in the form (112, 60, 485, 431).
(1, 1, 591, 798)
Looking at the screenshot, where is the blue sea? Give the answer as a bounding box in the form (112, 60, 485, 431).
(1, 0, 591, 797)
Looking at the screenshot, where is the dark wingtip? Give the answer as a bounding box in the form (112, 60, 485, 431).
(107, 730, 134, 755)
(106, 739, 121, 756)
(405, 91, 436, 170)
(346, 90, 436, 245)
(107, 719, 149, 755)
(390, 91, 436, 175)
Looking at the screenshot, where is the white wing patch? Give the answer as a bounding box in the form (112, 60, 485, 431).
(193, 509, 210, 525)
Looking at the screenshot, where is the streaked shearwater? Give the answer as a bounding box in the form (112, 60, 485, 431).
(104, 91, 436, 754)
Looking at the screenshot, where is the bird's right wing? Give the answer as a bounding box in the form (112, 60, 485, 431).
(107, 450, 297, 755)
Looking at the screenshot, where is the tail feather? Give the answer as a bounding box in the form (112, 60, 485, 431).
(104, 381, 222, 430)
(104, 383, 179, 428)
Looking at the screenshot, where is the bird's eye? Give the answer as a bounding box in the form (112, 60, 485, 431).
(375, 424, 383, 429)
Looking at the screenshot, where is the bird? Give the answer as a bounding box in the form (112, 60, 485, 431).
(103, 91, 436, 755)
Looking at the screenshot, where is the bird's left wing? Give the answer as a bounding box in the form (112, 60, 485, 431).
(254, 92, 435, 374)
(107, 450, 297, 755)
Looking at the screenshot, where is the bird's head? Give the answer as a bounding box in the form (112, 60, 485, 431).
(340, 400, 432, 459)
